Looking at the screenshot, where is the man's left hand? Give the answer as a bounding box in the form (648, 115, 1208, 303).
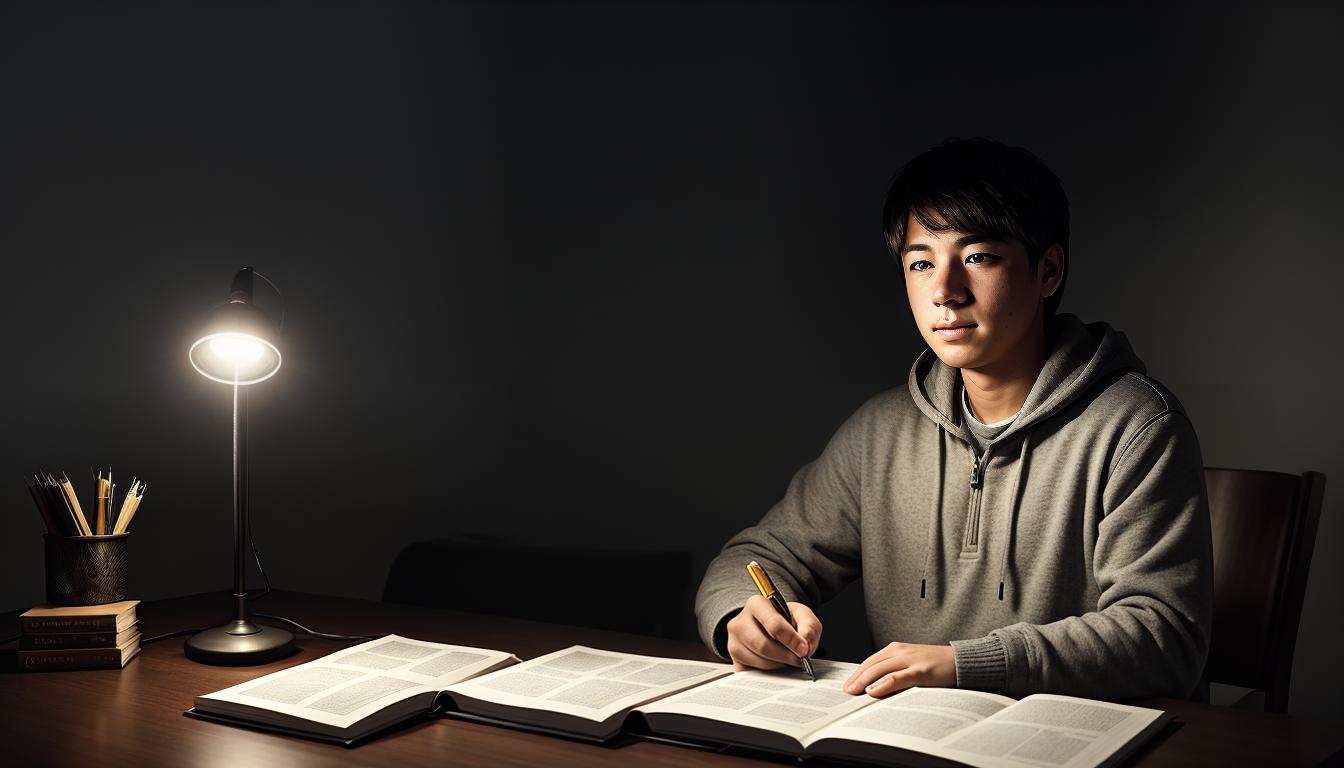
(843, 642, 956, 697)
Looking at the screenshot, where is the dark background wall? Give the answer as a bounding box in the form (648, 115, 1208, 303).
(1, 1, 1339, 720)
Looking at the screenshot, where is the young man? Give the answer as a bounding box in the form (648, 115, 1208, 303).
(694, 137, 1214, 701)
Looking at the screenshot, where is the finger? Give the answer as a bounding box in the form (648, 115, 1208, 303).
(790, 603, 823, 656)
(858, 642, 904, 668)
(732, 604, 804, 667)
(844, 657, 906, 695)
(862, 667, 921, 698)
(727, 634, 791, 672)
(743, 614, 807, 667)
(843, 650, 887, 692)
(844, 643, 905, 691)
(750, 603, 808, 658)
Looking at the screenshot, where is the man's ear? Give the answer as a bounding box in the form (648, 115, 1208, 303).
(1039, 244, 1065, 298)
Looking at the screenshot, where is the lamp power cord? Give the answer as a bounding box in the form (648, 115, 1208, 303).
(3, 486, 373, 649)
(140, 492, 375, 645)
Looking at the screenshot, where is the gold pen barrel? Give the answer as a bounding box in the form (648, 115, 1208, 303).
(95, 477, 108, 535)
(746, 560, 777, 598)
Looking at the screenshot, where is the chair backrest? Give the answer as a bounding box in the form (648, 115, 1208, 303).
(1203, 468, 1326, 712)
(382, 537, 695, 640)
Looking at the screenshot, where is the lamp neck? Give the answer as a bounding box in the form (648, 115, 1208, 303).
(229, 267, 256, 305)
(233, 383, 251, 624)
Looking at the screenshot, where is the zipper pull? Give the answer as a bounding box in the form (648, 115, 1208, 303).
(970, 453, 982, 488)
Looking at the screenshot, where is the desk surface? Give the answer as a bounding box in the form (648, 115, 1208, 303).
(1, 591, 1340, 767)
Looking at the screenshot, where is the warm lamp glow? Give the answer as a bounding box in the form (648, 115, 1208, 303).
(189, 332, 282, 385)
(208, 334, 266, 363)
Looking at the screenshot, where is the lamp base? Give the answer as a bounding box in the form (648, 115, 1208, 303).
(184, 620, 295, 666)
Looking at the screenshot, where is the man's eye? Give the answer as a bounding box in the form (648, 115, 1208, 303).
(909, 260, 933, 272)
(966, 253, 997, 265)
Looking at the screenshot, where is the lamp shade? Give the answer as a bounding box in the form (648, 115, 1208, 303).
(189, 268, 282, 385)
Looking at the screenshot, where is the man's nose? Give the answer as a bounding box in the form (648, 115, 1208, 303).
(932, 268, 967, 306)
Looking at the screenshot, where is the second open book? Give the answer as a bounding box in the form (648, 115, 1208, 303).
(189, 635, 1170, 767)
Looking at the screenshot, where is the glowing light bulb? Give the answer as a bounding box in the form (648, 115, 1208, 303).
(209, 334, 265, 363)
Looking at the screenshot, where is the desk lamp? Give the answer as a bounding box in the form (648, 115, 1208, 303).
(184, 267, 294, 665)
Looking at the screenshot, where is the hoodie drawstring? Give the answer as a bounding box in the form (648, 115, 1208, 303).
(919, 426, 946, 599)
(920, 426, 1033, 602)
(997, 431, 1032, 601)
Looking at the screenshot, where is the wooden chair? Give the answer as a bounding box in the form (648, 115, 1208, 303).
(1203, 468, 1326, 713)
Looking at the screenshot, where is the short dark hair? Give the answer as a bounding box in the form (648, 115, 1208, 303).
(882, 137, 1070, 316)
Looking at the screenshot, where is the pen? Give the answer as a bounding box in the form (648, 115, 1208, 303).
(95, 471, 108, 535)
(746, 560, 816, 681)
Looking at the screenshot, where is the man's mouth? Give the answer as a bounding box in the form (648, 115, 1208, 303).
(934, 321, 976, 340)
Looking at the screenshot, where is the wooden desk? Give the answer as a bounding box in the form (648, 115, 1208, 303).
(1, 591, 1340, 767)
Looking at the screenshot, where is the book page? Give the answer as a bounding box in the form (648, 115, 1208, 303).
(934, 694, 1168, 768)
(815, 690, 1166, 768)
(443, 646, 730, 723)
(638, 660, 874, 742)
(810, 686, 1018, 752)
(194, 634, 518, 730)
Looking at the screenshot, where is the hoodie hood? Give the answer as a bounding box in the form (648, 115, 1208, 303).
(907, 312, 1147, 602)
(909, 312, 1147, 442)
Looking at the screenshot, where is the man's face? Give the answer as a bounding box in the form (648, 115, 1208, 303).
(900, 213, 1059, 372)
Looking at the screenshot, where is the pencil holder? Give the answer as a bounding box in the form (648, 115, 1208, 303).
(43, 534, 129, 606)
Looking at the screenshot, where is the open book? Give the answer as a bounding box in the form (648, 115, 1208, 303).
(188, 635, 521, 743)
(440, 644, 731, 740)
(637, 660, 1172, 768)
(189, 637, 1170, 767)
(188, 636, 729, 745)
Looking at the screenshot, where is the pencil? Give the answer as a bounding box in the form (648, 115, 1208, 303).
(27, 479, 58, 535)
(60, 474, 93, 536)
(107, 468, 115, 535)
(113, 483, 144, 535)
(42, 474, 75, 536)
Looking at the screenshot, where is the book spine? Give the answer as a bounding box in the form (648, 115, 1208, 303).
(19, 650, 124, 671)
(20, 632, 121, 650)
(21, 616, 117, 633)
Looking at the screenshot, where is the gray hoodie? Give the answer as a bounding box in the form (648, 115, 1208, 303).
(694, 313, 1214, 700)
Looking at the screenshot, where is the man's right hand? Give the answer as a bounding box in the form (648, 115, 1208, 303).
(725, 595, 823, 671)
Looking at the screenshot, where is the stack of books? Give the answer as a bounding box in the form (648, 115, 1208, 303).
(17, 600, 142, 671)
